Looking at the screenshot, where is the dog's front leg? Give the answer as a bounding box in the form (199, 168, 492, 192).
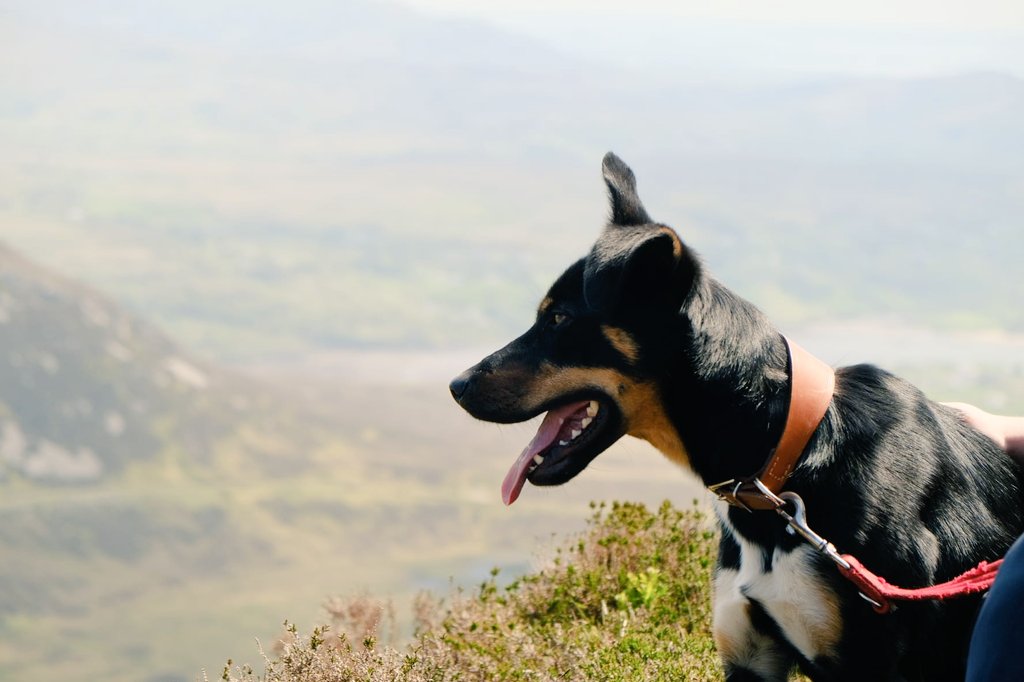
(714, 540, 794, 681)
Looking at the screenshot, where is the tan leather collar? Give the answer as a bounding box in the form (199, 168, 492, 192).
(709, 337, 835, 511)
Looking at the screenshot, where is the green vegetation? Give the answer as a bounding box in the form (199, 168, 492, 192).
(223, 501, 723, 682)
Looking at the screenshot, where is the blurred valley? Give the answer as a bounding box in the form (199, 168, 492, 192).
(1, 1, 1023, 681)
(3, 1, 1024, 361)
(0, 241, 702, 681)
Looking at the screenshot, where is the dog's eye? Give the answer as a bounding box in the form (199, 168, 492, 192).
(551, 312, 569, 327)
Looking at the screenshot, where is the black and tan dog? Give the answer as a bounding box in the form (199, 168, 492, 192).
(449, 153, 1024, 681)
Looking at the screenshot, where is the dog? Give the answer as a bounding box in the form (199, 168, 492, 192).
(449, 153, 1024, 681)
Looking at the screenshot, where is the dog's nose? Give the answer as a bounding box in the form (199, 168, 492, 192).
(449, 371, 472, 401)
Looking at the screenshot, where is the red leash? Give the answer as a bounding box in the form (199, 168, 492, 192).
(836, 553, 1002, 615)
(766, 490, 1003, 614)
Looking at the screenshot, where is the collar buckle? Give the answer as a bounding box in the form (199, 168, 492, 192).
(708, 478, 751, 511)
(708, 477, 786, 512)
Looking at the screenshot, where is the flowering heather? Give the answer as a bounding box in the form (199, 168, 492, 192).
(223, 500, 723, 681)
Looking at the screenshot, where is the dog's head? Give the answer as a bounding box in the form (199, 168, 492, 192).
(450, 153, 701, 504)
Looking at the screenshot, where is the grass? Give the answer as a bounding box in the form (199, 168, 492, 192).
(223, 500, 724, 682)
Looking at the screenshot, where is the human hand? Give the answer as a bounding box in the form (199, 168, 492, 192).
(944, 402, 1024, 464)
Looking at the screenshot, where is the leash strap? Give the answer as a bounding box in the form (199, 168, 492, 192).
(776, 491, 1003, 614)
(836, 553, 1003, 614)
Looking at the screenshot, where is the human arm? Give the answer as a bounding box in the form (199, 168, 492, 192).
(943, 402, 1024, 463)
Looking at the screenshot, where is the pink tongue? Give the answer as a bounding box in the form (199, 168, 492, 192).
(501, 401, 589, 506)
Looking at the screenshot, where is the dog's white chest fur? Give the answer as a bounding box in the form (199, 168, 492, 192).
(714, 508, 843, 670)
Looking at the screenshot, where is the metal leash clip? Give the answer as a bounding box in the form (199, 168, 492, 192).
(775, 491, 850, 569)
(774, 492, 886, 610)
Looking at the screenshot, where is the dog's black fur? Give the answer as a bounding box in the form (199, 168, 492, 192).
(450, 153, 1024, 681)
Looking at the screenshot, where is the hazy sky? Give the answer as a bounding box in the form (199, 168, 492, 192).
(399, 0, 1024, 30)
(390, 0, 1024, 77)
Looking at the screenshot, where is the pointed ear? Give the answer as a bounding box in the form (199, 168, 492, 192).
(616, 227, 696, 311)
(602, 152, 651, 226)
(585, 225, 698, 313)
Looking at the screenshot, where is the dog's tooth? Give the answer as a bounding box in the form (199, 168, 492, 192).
(587, 401, 599, 417)
(533, 454, 544, 465)
(559, 440, 569, 446)
(581, 417, 592, 429)
(571, 429, 582, 440)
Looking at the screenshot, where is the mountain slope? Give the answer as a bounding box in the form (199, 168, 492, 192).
(1, 242, 209, 480)
(0, 241, 323, 482)
(0, 241, 361, 680)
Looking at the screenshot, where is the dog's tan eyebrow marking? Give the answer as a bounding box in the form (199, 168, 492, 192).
(537, 296, 554, 315)
(601, 325, 640, 365)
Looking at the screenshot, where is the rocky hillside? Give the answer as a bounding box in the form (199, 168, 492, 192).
(0, 241, 359, 681)
(0, 241, 321, 484)
(2, 242, 193, 481)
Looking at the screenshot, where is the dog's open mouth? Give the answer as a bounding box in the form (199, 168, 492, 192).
(501, 398, 612, 505)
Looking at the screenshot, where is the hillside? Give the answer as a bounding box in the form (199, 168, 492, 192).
(0, 241, 285, 482)
(0, 241, 358, 679)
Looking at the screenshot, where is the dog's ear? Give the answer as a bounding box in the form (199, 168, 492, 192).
(602, 152, 651, 226)
(590, 154, 697, 313)
(585, 225, 697, 314)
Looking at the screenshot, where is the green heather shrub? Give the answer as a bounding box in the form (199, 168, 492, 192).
(223, 500, 722, 681)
